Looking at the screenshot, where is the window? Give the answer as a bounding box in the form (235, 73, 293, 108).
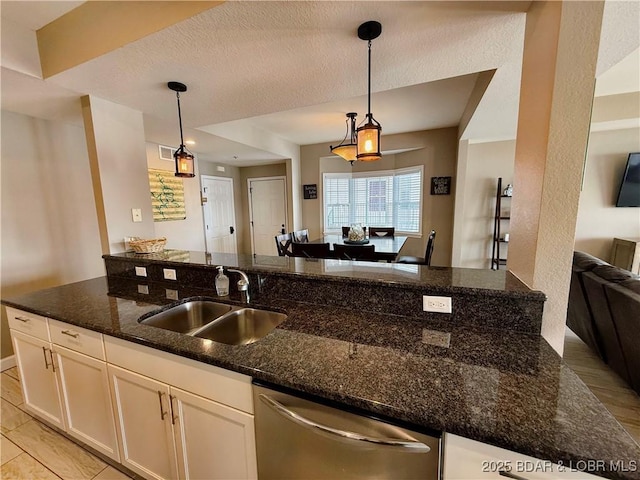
(323, 166, 423, 234)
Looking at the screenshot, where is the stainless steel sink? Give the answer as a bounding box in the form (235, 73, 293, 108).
(194, 308, 287, 345)
(138, 300, 286, 344)
(138, 300, 232, 334)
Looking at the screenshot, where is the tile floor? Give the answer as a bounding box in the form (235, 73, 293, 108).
(0, 367, 133, 480)
(1, 330, 637, 479)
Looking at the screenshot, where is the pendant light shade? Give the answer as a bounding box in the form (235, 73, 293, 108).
(168, 81, 195, 178)
(356, 21, 382, 162)
(330, 112, 358, 163)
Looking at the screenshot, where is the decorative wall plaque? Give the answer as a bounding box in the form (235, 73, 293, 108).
(303, 184, 318, 199)
(430, 176, 452, 195)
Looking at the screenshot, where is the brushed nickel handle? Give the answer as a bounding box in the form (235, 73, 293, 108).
(48, 349, 56, 372)
(15, 316, 30, 323)
(169, 395, 178, 425)
(42, 346, 50, 369)
(158, 391, 167, 420)
(259, 394, 430, 452)
(61, 330, 79, 339)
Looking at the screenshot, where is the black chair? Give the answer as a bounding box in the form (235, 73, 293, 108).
(275, 233, 293, 257)
(291, 242, 331, 259)
(369, 227, 394, 237)
(341, 226, 367, 237)
(396, 230, 436, 265)
(292, 229, 309, 243)
(334, 244, 376, 261)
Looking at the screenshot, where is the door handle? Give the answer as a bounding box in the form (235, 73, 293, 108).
(230, 226, 235, 234)
(259, 394, 430, 452)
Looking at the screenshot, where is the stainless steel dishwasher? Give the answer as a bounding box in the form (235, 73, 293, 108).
(253, 383, 441, 479)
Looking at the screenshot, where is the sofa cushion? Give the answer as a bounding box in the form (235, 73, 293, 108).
(573, 251, 608, 272)
(604, 282, 640, 394)
(617, 278, 640, 294)
(591, 264, 638, 283)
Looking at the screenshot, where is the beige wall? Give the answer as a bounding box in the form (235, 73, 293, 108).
(455, 140, 516, 269)
(1, 110, 105, 359)
(301, 127, 458, 266)
(239, 163, 288, 255)
(575, 127, 640, 260)
(145, 143, 206, 251)
(199, 161, 245, 254)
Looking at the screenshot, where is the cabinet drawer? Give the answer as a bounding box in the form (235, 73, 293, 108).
(6, 307, 50, 341)
(49, 319, 105, 360)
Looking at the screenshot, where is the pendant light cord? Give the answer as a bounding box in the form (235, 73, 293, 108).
(176, 92, 185, 147)
(367, 39, 372, 116)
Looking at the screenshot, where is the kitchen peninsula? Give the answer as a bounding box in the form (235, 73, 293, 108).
(2, 250, 639, 480)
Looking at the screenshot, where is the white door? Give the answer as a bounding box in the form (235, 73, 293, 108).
(249, 177, 287, 256)
(202, 176, 237, 254)
(108, 365, 178, 480)
(11, 330, 65, 429)
(172, 386, 257, 480)
(54, 346, 120, 461)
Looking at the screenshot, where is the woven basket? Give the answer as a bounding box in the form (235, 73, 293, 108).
(129, 237, 167, 254)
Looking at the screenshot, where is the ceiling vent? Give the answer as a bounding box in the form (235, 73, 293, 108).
(158, 145, 177, 162)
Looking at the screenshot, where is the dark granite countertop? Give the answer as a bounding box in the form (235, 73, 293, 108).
(3, 276, 639, 479)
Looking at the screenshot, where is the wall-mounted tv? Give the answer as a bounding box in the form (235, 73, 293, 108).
(616, 152, 640, 207)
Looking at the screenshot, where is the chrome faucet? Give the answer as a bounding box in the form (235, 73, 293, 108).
(225, 268, 250, 304)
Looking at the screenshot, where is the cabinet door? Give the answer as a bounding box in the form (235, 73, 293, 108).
(171, 386, 257, 480)
(54, 345, 119, 461)
(108, 365, 178, 480)
(10, 330, 64, 429)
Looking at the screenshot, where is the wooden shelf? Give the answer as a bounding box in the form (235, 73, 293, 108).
(491, 178, 510, 270)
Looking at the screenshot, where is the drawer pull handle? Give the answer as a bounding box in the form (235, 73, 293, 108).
(61, 330, 79, 339)
(15, 316, 30, 323)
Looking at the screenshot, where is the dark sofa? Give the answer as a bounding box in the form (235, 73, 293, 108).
(567, 251, 640, 394)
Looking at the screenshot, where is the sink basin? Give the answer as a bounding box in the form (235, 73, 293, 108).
(139, 300, 232, 334)
(193, 308, 287, 345)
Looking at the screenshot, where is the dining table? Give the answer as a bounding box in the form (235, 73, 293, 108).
(308, 234, 408, 262)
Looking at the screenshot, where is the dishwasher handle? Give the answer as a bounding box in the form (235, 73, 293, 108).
(259, 393, 431, 453)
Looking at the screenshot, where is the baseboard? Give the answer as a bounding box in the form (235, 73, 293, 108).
(1, 355, 16, 371)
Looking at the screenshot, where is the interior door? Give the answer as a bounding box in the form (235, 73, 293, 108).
(249, 177, 287, 256)
(202, 176, 237, 254)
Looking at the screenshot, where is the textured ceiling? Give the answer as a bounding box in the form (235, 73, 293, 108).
(1, 1, 638, 165)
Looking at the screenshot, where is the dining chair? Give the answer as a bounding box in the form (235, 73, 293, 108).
(292, 229, 309, 243)
(274, 233, 293, 257)
(341, 226, 367, 237)
(291, 242, 331, 259)
(334, 244, 376, 261)
(369, 227, 395, 237)
(395, 230, 436, 265)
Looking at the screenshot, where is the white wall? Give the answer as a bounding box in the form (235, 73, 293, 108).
(575, 127, 640, 260)
(1, 110, 105, 358)
(453, 140, 516, 268)
(145, 143, 206, 251)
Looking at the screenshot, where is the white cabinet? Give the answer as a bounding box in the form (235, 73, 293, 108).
(10, 329, 65, 429)
(7, 308, 120, 462)
(443, 433, 599, 479)
(108, 365, 178, 480)
(105, 336, 257, 480)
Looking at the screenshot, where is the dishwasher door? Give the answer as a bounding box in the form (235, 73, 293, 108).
(253, 384, 441, 480)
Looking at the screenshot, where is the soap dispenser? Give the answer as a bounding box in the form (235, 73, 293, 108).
(215, 266, 229, 296)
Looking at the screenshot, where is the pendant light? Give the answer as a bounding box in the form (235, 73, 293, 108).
(356, 21, 382, 162)
(330, 112, 358, 164)
(168, 81, 195, 178)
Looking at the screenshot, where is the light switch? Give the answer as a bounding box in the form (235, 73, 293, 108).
(132, 208, 142, 222)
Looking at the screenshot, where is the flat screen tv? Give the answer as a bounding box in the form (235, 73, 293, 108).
(615, 152, 640, 207)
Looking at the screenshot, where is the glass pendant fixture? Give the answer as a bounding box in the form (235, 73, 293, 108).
(356, 21, 382, 162)
(168, 81, 195, 178)
(330, 112, 358, 164)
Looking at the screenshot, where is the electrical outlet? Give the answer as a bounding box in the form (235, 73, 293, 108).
(423, 295, 452, 313)
(163, 268, 177, 281)
(135, 266, 147, 277)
